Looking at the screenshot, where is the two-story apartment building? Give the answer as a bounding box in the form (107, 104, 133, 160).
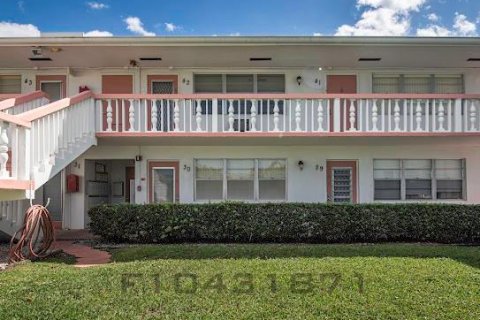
(0, 36, 479, 235)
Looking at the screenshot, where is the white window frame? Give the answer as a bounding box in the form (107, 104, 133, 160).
(194, 158, 288, 202)
(373, 159, 466, 201)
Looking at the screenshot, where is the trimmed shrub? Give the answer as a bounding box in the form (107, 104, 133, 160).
(88, 203, 480, 244)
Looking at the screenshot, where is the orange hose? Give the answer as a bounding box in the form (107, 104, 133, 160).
(8, 204, 55, 263)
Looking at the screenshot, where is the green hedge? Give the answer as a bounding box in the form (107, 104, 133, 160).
(88, 203, 480, 244)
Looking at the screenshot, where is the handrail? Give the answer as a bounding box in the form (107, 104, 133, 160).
(20, 91, 93, 122)
(94, 93, 480, 100)
(0, 111, 31, 128)
(0, 91, 48, 112)
(0, 94, 20, 101)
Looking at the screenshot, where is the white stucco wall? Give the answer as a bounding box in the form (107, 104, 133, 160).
(63, 142, 480, 229)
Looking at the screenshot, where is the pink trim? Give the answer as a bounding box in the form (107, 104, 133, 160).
(20, 91, 93, 122)
(0, 179, 33, 190)
(0, 94, 20, 101)
(96, 131, 480, 138)
(0, 111, 31, 128)
(94, 93, 480, 100)
(0, 91, 48, 111)
(36, 75, 67, 100)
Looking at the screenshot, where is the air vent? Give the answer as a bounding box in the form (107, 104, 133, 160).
(358, 58, 381, 61)
(139, 57, 162, 61)
(467, 58, 480, 61)
(250, 57, 272, 61)
(29, 57, 52, 61)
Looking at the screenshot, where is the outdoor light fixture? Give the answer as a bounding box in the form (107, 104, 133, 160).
(296, 76, 303, 85)
(135, 155, 143, 162)
(298, 160, 304, 170)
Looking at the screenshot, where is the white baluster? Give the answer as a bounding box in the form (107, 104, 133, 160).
(173, 99, 180, 132)
(317, 100, 324, 132)
(151, 99, 158, 132)
(371, 99, 379, 131)
(273, 100, 280, 132)
(196, 100, 203, 132)
(128, 99, 135, 132)
(250, 100, 257, 132)
(437, 100, 445, 131)
(469, 100, 477, 131)
(106, 99, 113, 132)
(228, 100, 235, 132)
(415, 100, 423, 131)
(393, 99, 401, 131)
(0, 127, 9, 178)
(349, 99, 356, 131)
(295, 100, 302, 131)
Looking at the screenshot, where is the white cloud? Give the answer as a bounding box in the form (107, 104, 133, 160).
(416, 25, 451, 36)
(416, 12, 477, 37)
(427, 13, 439, 22)
(83, 30, 113, 37)
(87, 2, 109, 10)
(229, 32, 241, 36)
(164, 22, 178, 32)
(0, 21, 40, 37)
(124, 16, 155, 36)
(313, 32, 322, 36)
(335, 0, 427, 36)
(453, 13, 476, 36)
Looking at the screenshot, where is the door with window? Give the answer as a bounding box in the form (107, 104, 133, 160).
(101, 75, 133, 131)
(149, 161, 179, 203)
(327, 75, 357, 131)
(147, 75, 177, 131)
(326, 160, 358, 203)
(36, 75, 66, 101)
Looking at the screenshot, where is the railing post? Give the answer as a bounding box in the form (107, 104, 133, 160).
(317, 100, 324, 132)
(273, 99, 280, 132)
(454, 99, 462, 132)
(228, 99, 235, 132)
(250, 99, 257, 132)
(195, 99, 203, 132)
(415, 100, 423, 132)
(469, 100, 477, 131)
(0, 124, 9, 178)
(349, 99, 356, 131)
(212, 99, 218, 132)
(333, 98, 341, 132)
(393, 99, 401, 131)
(371, 99, 378, 131)
(151, 99, 158, 132)
(437, 100, 445, 131)
(106, 99, 113, 132)
(173, 99, 180, 132)
(128, 99, 135, 132)
(295, 100, 302, 131)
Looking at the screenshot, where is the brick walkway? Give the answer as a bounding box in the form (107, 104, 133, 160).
(54, 241, 111, 268)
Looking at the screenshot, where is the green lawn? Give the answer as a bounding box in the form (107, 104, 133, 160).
(0, 244, 479, 319)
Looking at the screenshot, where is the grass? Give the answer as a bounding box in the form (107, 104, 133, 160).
(0, 243, 479, 319)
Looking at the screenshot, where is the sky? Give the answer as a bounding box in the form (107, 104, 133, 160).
(0, 0, 479, 37)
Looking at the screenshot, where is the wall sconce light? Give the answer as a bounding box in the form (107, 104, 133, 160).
(315, 164, 324, 172)
(182, 78, 190, 85)
(183, 164, 191, 172)
(135, 155, 143, 162)
(298, 160, 305, 170)
(296, 76, 303, 86)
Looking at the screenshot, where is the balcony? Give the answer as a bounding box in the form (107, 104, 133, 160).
(94, 93, 480, 136)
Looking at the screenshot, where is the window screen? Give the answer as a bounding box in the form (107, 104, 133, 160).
(372, 75, 400, 93)
(227, 159, 254, 200)
(194, 74, 223, 93)
(226, 75, 254, 93)
(0, 75, 21, 94)
(258, 159, 286, 200)
(257, 74, 285, 93)
(195, 160, 224, 200)
(434, 76, 463, 94)
(403, 76, 432, 94)
(374, 160, 401, 200)
(435, 159, 464, 199)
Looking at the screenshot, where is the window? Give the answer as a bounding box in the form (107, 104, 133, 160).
(257, 74, 285, 93)
(226, 75, 254, 93)
(194, 74, 223, 93)
(193, 74, 285, 93)
(0, 75, 21, 94)
(195, 159, 287, 201)
(372, 74, 464, 93)
(374, 159, 465, 200)
(195, 160, 224, 200)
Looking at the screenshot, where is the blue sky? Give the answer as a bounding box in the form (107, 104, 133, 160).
(0, 0, 479, 37)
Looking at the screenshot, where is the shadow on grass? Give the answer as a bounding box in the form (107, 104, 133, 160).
(110, 243, 480, 269)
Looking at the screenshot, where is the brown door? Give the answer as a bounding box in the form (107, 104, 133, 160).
(125, 166, 135, 203)
(147, 75, 178, 131)
(327, 75, 357, 131)
(148, 161, 180, 203)
(36, 75, 67, 101)
(101, 75, 133, 131)
(326, 160, 358, 204)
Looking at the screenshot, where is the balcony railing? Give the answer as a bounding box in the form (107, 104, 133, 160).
(94, 93, 480, 134)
